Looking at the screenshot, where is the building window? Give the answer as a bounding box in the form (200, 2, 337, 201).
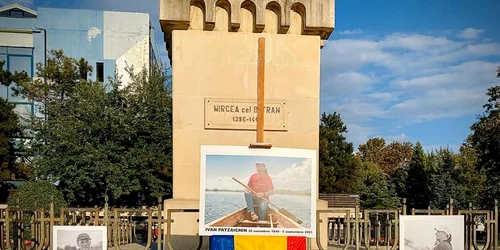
(0, 46, 33, 105)
(10, 10, 24, 18)
(96, 62, 104, 82)
(8, 56, 32, 102)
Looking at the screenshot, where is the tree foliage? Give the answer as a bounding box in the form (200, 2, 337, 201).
(357, 137, 385, 164)
(16, 50, 172, 207)
(357, 138, 413, 175)
(0, 99, 20, 170)
(319, 112, 361, 194)
(469, 79, 500, 208)
(456, 140, 486, 208)
(8, 181, 66, 213)
(405, 142, 432, 209)
(358, 160, 400, 209)
(429, 148, 465, 209)
(390, 166, 408, 199)
(0, 60, 30, 182)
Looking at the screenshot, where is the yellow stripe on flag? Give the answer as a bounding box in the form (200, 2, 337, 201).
(234, 235, 287, 250)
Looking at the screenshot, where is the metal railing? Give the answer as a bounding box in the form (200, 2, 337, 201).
(318, 198, 499, 250)
(0, 198, 166, 250)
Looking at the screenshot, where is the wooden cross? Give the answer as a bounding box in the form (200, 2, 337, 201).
(250, 37, 272, 149)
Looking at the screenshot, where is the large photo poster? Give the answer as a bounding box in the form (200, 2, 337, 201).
(199, 145, 317, 237)
(400, 215, 464, 250)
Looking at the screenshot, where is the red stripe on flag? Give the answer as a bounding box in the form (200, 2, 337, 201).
(287, 236, 306, 250)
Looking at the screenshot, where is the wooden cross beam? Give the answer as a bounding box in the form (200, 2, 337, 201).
(250, 37, 272, 149)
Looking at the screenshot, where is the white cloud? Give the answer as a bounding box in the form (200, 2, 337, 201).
(389, 87, 490, 122)
(330, 101, 386, 124)
(381, 33, 454, 51)
(393, 61, 499, 89)
(271, 159, 312, 191)
(457, 28, 484, 39)
(382, 133, 408, 143)
(320, 29, 499, 149)
(322, 72, 375, 98)
(365, 92, 400, 102)
(322, 39, 393, 71)
(340, 29, 363, 35)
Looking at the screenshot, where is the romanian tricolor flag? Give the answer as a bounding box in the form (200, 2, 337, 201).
(210, 235, 307, 250)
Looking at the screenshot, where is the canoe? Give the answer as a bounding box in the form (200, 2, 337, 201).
(207, 207, 303, 228)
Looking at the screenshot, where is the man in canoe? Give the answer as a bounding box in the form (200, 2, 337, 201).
(245, 162, 275, 221)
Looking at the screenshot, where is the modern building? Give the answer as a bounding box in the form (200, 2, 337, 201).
(0, 3, 161, 119)
(0, 3, 161, 184)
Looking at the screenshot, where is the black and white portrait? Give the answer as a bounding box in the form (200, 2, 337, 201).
(400, 215, 464, 250)
(53, 226, 107, 250)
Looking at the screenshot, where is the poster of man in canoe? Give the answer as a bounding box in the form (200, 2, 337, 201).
(199, 145, 317, 237)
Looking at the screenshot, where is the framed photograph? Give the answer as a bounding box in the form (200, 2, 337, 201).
(199, 145, 317, 237)
(400, 215, 464, 250)
(53, 226, 107, 250)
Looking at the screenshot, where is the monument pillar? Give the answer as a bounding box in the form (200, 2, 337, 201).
(160, 0, 334, 249)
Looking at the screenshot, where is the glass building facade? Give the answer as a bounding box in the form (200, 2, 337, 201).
(0, 46, 34, 121)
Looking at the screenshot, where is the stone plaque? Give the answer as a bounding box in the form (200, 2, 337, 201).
(204, 98, 288, 131)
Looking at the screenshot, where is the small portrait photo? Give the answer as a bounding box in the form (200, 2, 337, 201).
(53, 226, 107, 250)
(400, 215, 464, 250)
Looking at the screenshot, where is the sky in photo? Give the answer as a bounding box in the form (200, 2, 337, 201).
(5, 0, 500, 152)
(204, 154, 312, 191)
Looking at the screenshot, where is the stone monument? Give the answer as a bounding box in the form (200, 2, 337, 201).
(159, 0, 334, 249)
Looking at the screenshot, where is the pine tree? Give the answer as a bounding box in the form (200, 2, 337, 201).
(319, 112, 362, 194)
(359, 161, 400, 209)
(405, 142, 431, 209)
(430, 148, 464, 209)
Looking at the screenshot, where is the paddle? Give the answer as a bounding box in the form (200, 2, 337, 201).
(232, 177, 303, 225)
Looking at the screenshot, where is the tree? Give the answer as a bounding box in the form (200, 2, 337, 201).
(357, 138, 413, 175)
(357, 137, 386, 163)
(0, 60, 29, 181)
(8, 180, 66, 213)
(390, 166, 408, 199)
(17, 50, 172, 206)
(319, 112, 361, 194)
(469, 83, 500, 208)
(429, 148, 465, 209)
(456, 139, 486, 208)
(405, 142, 432, 209)
(358, 161, 400, 209)
(0, 99, 20, 171)
(383, 141, 413, 175)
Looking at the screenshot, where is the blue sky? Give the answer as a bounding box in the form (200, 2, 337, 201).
(321, 0, 500, 152)
(5, 0, 499, 153)
(204, 155, 312, 191)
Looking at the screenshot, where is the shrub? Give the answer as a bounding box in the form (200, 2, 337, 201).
(8, 181, 67, 214)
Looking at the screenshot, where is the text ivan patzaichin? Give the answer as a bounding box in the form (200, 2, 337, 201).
(204, 227, 309, 234)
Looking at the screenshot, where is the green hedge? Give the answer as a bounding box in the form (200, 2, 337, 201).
(8, 181, 67, 213)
